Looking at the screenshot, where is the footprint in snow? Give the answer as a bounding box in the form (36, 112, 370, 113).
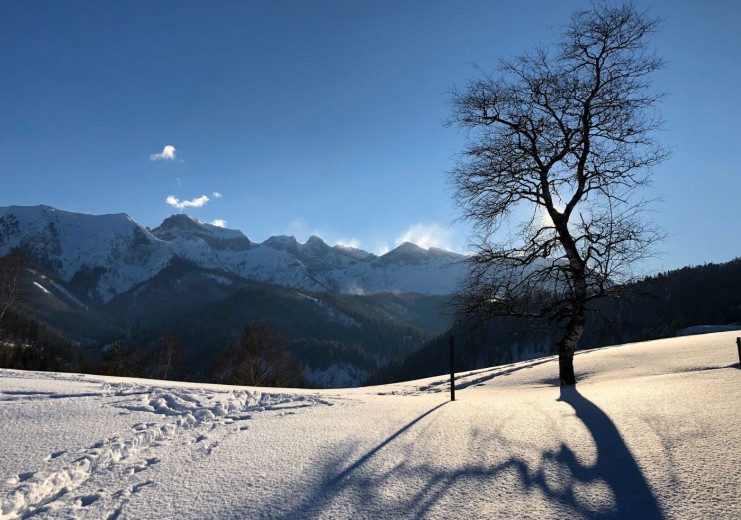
(131, 480, 154, 494)
(204, 441, 219, 455)
(76, 493, 102, 507)
(46, 450, 66, 461)
(128, 456, 161, 474)
(5, 471, 35, 485)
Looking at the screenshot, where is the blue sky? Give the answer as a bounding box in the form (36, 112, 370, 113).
(1, 0, 739, 272)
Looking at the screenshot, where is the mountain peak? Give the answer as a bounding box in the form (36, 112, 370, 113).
(303, 235, 329, 250)
(380, 242, 428, 261)
(372, 241, 443, 268)
(394, 242, 426, 253)
(306, 235, 325, 244)
(152, 214, 251, 251)
(264, 235, 300, 254)
(333, 243, 375, 261)
(157, 214, 203, 231)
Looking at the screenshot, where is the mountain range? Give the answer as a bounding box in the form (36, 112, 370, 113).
(0, 205, 466, 386)
(0, 205, 465, 303)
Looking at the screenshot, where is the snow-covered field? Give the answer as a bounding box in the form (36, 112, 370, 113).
(1, 332, 739, 519)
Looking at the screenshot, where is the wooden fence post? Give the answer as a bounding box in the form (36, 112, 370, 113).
(450, 335, 456, 402)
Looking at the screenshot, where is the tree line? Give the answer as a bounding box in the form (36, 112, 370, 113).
(367, 257, 741, 385)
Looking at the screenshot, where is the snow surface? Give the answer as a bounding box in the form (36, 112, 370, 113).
(1, 332, 739, 519)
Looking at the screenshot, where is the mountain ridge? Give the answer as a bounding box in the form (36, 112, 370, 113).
(0, 205, 467, 302)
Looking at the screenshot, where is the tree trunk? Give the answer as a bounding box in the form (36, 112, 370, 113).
(557, 309, 586, 386)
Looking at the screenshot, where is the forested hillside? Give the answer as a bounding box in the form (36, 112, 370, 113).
(3, 251, 739, 388)
(368, 258, 741, 384)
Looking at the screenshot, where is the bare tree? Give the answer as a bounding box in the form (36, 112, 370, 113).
(0, 251, 29, 333)
(208, 321, 303, 387)
(151, 333, 187, 381)
(449, 2, 667, 385)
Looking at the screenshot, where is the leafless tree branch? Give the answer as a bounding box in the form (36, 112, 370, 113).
(449, 2, 666, 385)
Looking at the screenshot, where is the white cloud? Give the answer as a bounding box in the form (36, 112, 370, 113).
(213, 192, 223, 199)
(210, 219, 227, 228)
(395, 223, 453, 250)
(165, 194, 210, 210)
(335, 238, 363, 249)
(150, 145, 177, 161)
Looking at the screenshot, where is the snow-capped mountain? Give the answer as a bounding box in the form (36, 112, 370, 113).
(0, 205, 467, 302)
(152, 214, 252, 252)
(326, 242, 465, 295)
(0, 205, 173, 301)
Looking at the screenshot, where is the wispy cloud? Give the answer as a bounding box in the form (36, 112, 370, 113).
(374, 243, 391, 256)
(165, 195, 210, 210)
(395, 223, 453, 250)
(285, 217, 312, 242)
(150, 145, 177, 161)
(280, 218, 457, 254)
(210, 219, 227, 228)
(284, 218, 363, 249)
(335, 238, 363, 249)
(213, 192, 223, 199)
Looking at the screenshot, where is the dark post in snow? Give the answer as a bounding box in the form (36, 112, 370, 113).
(449, 335, 456, 402)
(736, 337, 741, 365)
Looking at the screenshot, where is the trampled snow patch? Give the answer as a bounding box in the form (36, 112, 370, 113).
(0, 376, 330, 519)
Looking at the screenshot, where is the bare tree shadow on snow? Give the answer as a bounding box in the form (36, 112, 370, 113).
(235, 390, 664, 519)
(260, 402, 450, 519)
(554, 386, 664, 519)
(415, 356, 555, 394)
(325, 402, 449, 487)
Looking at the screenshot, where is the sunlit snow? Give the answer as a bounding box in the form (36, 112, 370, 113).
(1, 332, 739, 519)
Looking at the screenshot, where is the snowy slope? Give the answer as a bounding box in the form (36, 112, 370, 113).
(1, 332, 738, 519)
(264, 235, 372, 272)
(0, 206, 467, 300)
(0, 206, 172, 302)
(325, 242, 466, 294)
